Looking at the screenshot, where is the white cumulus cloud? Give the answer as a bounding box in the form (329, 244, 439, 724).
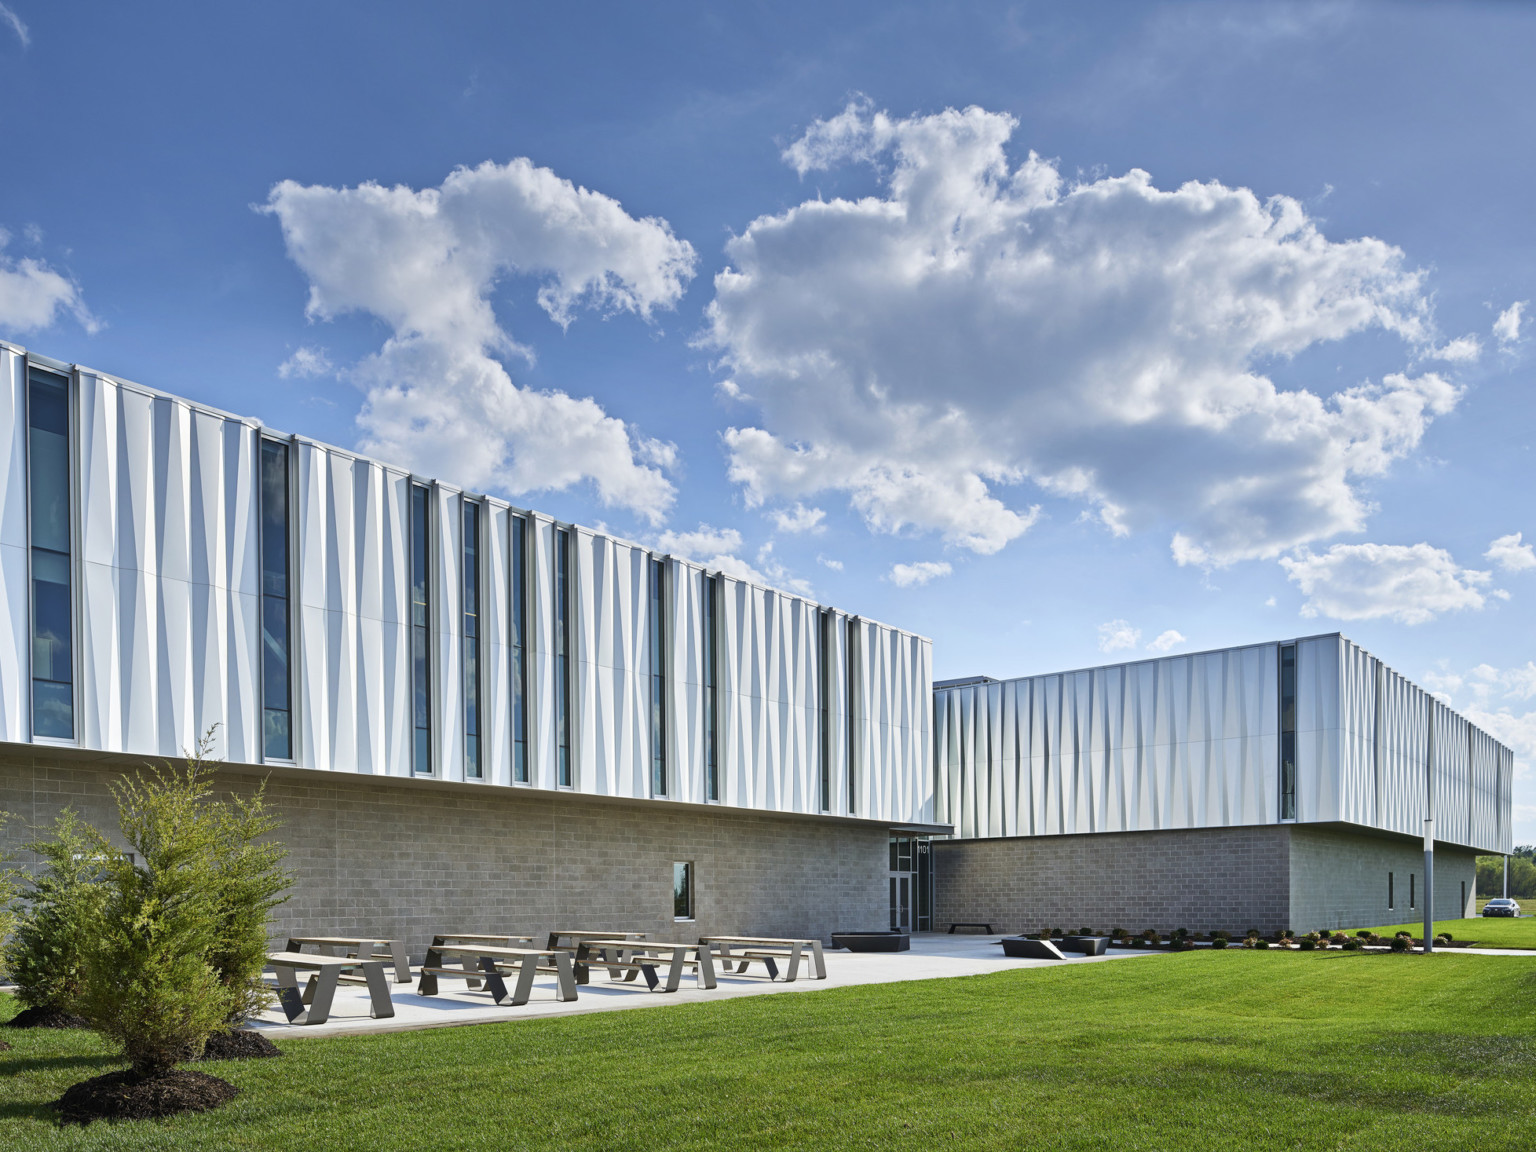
(769, 502, 825, 534)
(649, 525, 809, 594)
(1146, 629, 1187, 654)
(1486, 532, 1536, 573)
(890, 560, 952, 588)
(1493, 301, 1525, 347)
(706, 101, 1457, 565)
(1098, 619, 1142, 653)
(278, 346, 335, 379)
(0, 230, 95, 335)
(263, 159, 696, 523)
(1280, 542, 1496, 625)
(1426, 335, 1481, 363)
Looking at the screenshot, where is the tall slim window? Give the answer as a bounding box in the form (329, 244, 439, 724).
(259, 439, 292, 758)
(1279, 643, 1297, 819)
(462, 501, 481, 779)
(846, 616, 859, 815)
(1388, 871, 1394, 910)
(27, 367, 73, 739)
(818, 609, 832, 812)
(1409, 873, 1415, 909)
(649, 557, 667, 797)
(510, 514, 528, 782)
(410, 484, 432, 775)
(673, 861, 693, 920)
(555, 527, 572, 787)
(702, 574, 719, 802)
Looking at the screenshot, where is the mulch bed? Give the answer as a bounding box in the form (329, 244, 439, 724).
(55, 1069, 239, 1124)
(5, 1005, 91, 1029)
(198, 1029, 282, 1060)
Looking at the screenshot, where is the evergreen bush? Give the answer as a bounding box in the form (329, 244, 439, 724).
(1389, 935, 1412, 953)
(1210, 936, 1229, 949)
(3, 809, 108, 1011)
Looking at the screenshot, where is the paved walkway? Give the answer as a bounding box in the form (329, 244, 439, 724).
(249, 934, 1161, 1038)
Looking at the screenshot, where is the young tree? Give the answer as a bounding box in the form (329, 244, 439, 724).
(0, 811, 20, 979)
(70, 736, 291, 1077)
(3, 809, 107, 1010)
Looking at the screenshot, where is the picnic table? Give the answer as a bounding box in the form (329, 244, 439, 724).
(547, 930, 648, 981)
(571, 938, 718, 993)
(267, 951, 395, 1025)
(699, 936, 828, 982)
(426, 934, 535, 989)
(285, 935, 412, 983)
(417, 942, 578, 1006)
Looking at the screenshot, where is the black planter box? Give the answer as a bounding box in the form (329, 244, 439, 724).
(1059, 935, 1110, 956)
(831, 931, 911, 952)
(1000, 936, 1068, 960)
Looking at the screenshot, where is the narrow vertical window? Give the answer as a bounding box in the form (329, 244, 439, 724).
(818, 609, 831, 812)
(410, 484, 432, 774)
(649, 558, 667, 796)
(259, 438, 292, 758)
(555, 527, 572, 787)
(845, 616, 859, 814)
(1388, 871, 1394, 910)
(702, 574, 719, 802)
(1279, 643, 1297, 820)
(510, 514, 528, 782)
(462, 501, 481, 779)
(27, 367, 73, 739)
(673, 861, 693, 920)
(1409, 873, 1415, 910)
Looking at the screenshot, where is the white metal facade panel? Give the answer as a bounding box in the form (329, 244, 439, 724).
(936, 635, 1512, 852)
(0, 348, 933, 825)
(0, 348, 29, 743)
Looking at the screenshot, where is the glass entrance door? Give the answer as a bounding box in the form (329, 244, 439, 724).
(889, 835, 932, 931)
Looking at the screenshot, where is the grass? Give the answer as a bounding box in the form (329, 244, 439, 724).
(4, 951, 1536, 1150)
(1361, 916, 1536, 950)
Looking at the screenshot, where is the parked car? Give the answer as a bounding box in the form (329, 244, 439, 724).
(1482, 898, 1522, 917)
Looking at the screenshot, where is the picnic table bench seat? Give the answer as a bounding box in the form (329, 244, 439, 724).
(266, 951, 395, 1025)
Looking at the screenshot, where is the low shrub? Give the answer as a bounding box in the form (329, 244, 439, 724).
(1211, 937, 1229, 949)
(1356, 930, 1374, 939)
(1050, 928, 1064, 938)
(1441, 931, 1454, 941)
(1341, 938, 1362, 951)
(1077, 927, 1092, 936)
(1396, 930, 1414, 939)
(1251, 939, 1271, 950)
(1298, 938, 1316, 951)
(1110, 927, 1126, 939)
(1389, 936, 1413, 953)
(1331, 933, 1349, 945)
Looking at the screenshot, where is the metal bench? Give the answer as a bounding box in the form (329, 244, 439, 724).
(570, 940, 718, 992)
(266, 951, 394, 1025)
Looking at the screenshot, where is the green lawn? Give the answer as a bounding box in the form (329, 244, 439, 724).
(4, 952, 1536, 1150)
(1361, 916, 1536, 950)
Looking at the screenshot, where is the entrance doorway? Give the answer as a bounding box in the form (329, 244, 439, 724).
(889, 835, 933, 931)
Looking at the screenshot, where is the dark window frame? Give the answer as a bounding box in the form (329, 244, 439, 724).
(258, 437, 293, 760)
(509, 513, 529, 783)
(410, 483, 433, 775)
(462, 499, 482, 779)
(555, 526, 573, 788)
(673, 860, 694, 921)
(26, 365, 75, 742)
(703, 573, 719, 802)
(649, 556, 667, 797)
(1279, 642, 1297, 820)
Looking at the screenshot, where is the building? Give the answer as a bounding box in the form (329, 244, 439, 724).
(0, 342, 939, 950)
(932, 636, 1515, 932)
(0, 341, 1515, 948)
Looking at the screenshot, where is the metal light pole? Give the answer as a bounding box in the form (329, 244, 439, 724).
(1423, 818, 1435, 954)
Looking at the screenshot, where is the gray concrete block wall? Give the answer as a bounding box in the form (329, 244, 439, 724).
(1287, 825, 1477, 931)
(932, 825, 1292, 935)
(0, 750, 887, 962)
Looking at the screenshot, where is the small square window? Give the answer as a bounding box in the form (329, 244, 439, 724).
(673, 861, 693, 921)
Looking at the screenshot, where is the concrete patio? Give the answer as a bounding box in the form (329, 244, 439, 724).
(248, 933, 1165, 1038)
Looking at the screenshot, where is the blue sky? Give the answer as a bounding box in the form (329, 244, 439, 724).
(2, 2, 1533, 837)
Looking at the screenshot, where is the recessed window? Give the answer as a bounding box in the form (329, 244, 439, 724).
(673, 861, 693, 921)
(410, 483, 432, 775)
(818, 608, 831, 812)
(554, 527, 572, 787)
(702, 574, 719, 802)
(509, 514, 528, 782)
(649, 557, 667, 797)
(1409, 873, 1415, 910)
(259, 438, 292, 759)
(28, 367, 74, 740)
(462, 500, 481, 779)
(1279, 643, 1297, 820)
(1388, 871, 1394, 910)
(846, 616, 859, 815)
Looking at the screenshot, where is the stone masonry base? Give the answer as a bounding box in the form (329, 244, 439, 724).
(0, 748, 888, 962)
(933, 823, 1477, 935)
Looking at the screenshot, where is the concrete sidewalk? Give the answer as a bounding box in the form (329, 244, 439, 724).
(248, 933, 1163, 1038)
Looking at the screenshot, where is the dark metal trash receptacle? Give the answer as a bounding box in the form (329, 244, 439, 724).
(1059, 935, 1110, 956)
(999, 936, 1067, 960)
